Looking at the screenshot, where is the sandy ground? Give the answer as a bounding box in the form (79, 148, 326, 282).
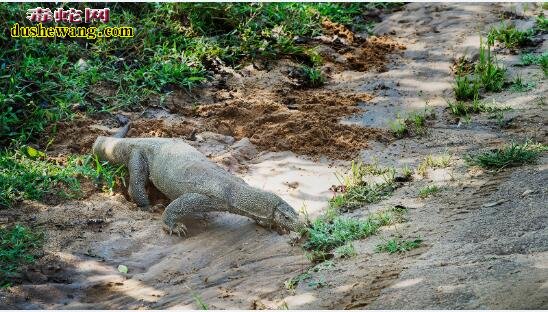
(1, 3, 547, 309)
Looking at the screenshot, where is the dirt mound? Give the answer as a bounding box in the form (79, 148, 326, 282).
(126, 119, 197, 139)
(346, 36, 406, 72)
(41, 118, 108, 155)
(322, 19, 355, 44)
(193, 91, 389, 160)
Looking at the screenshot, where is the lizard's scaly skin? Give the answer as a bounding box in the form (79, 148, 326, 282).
(92, 136, 302, 233)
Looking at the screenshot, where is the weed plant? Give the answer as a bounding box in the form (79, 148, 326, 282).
(0, 225, 43, 287)
(376, 238, 422, 253)
(466, 141, 547, 169)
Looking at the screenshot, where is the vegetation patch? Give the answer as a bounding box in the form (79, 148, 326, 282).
(536, 13, 548, 31)
(388, 108, 435, 138)
(376, 238, 422, 254)
(0, 225, 43, 287)
(452, 38, 506, 101)
(334, 242, 357, 258)
(1, 3, 399, 147)
(519, 52, 548, 76)
(303, 207, 405, 256)
(466, 141, 547, 170)
(510, 76, 536, 92)
(284, 260, 334, 290)
(447, 98, 510, 117)
(418, 185, 441, 199)
(329, 160, 397, 211)
(487, 23, 534, 49)
(296, 65, 326, 88)
(417, 153, 451, 177)
(0, 149, 125, 208)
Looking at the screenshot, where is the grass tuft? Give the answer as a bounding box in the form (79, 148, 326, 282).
(376, 238, 422, 254)
(303, 207, 405, 254)
(466, 141, 547, 170)
(519, 52, 548, 77)
(334, 243, 357, 258)
(298, 65, 326, 88)
(487, 23, 534, 49)
(389, 108, 434, 138)
(0, 225, 43, 287)
(418, 185, 441, 198)
(453, 75, 480, 101)
(510, 75, 535, 92)
(417, 153, 451, 177)
(0, 150, 125, 208)
(447, 98, 510, 117)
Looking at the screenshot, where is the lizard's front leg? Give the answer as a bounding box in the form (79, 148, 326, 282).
(128, 149, 151, 210)
(162, 193, 220, 237)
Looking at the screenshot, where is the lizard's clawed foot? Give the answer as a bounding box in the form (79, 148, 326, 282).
(162, 222, 188, 237)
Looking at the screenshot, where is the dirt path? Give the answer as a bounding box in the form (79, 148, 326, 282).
(1, 3, 547, 309)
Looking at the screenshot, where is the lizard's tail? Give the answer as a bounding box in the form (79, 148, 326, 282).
(112, 120, 131, 138)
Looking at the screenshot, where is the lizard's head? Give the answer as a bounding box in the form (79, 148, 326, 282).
(92, 136, 123, 164)
(272, 200, 305, 234)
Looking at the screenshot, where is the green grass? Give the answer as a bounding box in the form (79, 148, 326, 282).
(519, 52, 548, 76)
(330, 160, 397, 211)
(192, 293, 208, 310)
(334, 242, 357, 258)
(299, 65, 326, 88)
(476, 39, 507, 92)
(417, 153, 451, 177)
(303, 207, 405, 254)
(536, 13, 547, 31)
(284, 271, 312, 290)
(389, 108, 434, 138)
(0, 149, 125, 208)
(487, 23, 534, 49)
(1, 225, 43, 287)
(376, 238, 422, 254)
(447, 98, 510, 117)
(1, 3, 397, 147)
(418, 185, 441, 198)
(453, 38, 506, 101)
(510, 75, 536, 92)
(388, 119, 407, 138)
(453, 75, 480, 101)
(466, 141, 547, 170)
(401, 165, 414, 180)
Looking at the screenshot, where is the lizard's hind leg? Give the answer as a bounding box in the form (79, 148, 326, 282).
(162, 193, 221, 237)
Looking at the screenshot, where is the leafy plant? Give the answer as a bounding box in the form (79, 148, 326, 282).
(303, 207, 404, 253)
(299, 65, 325, 87)
(487, 23, 534, 49)
(334, 242, 357, 258)
(388, 119, 407, 138)
(519, 52, 548, 76)
(510, 75, 535, 92)
(388, 108, 434, 138)
(192, 293, 209, 310)
(417, 153, 451, 177)
(0, 149, 125, 208)
(418, 185, 441, 198)
(284, 271, 312, 290)
(477, 38, 506, 92)
(453, 75, 479, 100)
(466, 141, 547, 170)
(0, 225, 43, 287)
(447, 98, 510, 117)
(376, 238, 422, 254)
(536, 13, 548, 31)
